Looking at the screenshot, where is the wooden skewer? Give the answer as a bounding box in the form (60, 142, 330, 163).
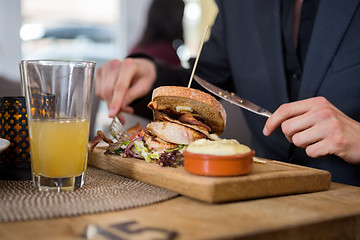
(187, 25, 210, 88)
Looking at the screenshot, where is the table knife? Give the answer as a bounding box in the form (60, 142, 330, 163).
(194, 75, 272, 118)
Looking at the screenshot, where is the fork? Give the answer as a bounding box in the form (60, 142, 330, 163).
(108, 116, 130, 142)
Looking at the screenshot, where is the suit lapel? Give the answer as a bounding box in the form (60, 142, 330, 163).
(299, 0, 360, 99)
(252, 0, 290, 104)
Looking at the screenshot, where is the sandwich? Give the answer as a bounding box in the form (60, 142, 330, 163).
(92, 86, 226, 167)
(146, 86, 226, 148)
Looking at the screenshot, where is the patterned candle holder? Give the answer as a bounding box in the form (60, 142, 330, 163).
(0, 93, 55, 180)
(0, 96, 31, 180)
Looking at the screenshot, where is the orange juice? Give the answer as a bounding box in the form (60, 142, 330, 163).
(29, 118, 89, 178)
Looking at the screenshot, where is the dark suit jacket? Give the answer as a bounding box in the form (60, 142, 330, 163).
(132, 0, 360, 186)
(194, 0, 360, 186)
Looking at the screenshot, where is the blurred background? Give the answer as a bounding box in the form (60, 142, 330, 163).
(0, 0, 250, 145)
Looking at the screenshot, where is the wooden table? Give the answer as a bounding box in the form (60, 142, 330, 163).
(0, 182, 359, 240)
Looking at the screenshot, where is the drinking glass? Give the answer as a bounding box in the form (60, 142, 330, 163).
(21, 60, 95, 191)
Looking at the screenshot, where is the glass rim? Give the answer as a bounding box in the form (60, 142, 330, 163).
(0, 96, 26, 100)
(20, 59, 96, 67)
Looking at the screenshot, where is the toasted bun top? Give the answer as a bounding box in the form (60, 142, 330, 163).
(148, 86, 226, 135)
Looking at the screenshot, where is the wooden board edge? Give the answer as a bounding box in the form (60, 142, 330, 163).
(209, 169, 332, 203)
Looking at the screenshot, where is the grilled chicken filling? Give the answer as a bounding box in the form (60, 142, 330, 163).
(143, 130, 179, 151)
(156, 112, 214, 140)
(147, 121, 207, 145)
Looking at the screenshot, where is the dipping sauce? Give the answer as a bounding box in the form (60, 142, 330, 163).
(183, 139, 254, 177)
(186, 139, 250, 156)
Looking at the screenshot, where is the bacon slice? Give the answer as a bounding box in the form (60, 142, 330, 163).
(89, 130, 113, 152)
(127, 123, 145, 139)
(178, 113, 211, 132)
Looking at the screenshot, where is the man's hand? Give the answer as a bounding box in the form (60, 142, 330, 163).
(263, 96, 360, 164)
(95, 58, 156, 123)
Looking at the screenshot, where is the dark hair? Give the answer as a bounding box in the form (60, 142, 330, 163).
(136, 0, 185, 47)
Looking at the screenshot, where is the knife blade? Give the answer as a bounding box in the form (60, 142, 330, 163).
(194, 75, 272, 118)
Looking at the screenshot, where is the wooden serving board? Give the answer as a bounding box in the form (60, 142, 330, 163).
(88, 147, 331, 203)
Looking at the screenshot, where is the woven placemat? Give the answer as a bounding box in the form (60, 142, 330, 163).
(0, 167, 178, 222)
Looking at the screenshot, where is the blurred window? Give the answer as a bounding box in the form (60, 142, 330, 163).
(21, 0, 120, 67)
